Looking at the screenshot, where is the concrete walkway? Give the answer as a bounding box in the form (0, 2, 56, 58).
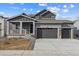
(1, 39, 79, 56)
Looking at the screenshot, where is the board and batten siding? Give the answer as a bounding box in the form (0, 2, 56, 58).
(8, 16, 34, 21)
(0, 17, 5, 37)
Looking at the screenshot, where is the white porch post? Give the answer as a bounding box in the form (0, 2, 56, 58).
(58, 28, 61, 39)
(7, 21, 9, 35)
(71, 28, 73, 39)
(20, 21, 22, 35)
(33, 21, 35, 35)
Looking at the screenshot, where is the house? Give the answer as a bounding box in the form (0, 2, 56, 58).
(74, 20, 79, 29)
(0, 16, 6, 37)
(74, 20, 79, 38)
(6, 9, 74, 39)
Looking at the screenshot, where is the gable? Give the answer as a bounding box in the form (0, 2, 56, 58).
(8, 13, 36, 21)
(33, 9, 56, 20)
(34, 9, 47, 16)
(41, 11, 56, 18)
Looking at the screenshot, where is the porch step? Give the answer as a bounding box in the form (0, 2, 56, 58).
(25, 34, 35, 40)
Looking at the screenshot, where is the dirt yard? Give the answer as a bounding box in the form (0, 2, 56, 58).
(0, 38, 33, 50)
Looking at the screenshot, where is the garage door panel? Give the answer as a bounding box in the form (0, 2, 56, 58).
(61, 28, 71, 38)
(42, 29, 49, 38)
(37, 28, 57, 38)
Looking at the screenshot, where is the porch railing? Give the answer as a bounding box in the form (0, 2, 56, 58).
(9, 29, 20, 35)
(9, 28, 31, 36)
(22, 29, 26, 35)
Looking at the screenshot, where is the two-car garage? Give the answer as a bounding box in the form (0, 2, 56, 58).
(37, 28, 71, 39)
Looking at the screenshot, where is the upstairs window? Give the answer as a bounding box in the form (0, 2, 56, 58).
(51, 16, 55, 18)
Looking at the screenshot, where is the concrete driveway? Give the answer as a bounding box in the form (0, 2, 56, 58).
(0, 39, 79, 56)
(33, 39, 79, 56)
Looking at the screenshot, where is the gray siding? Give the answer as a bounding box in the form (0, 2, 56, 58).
(34, 11, 56, 20)
(74, 20, 79, 29)
(40, 12, 56, 20)
(36, 23, 61, 28)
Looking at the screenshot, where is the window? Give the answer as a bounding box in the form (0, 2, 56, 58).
(16, 24, 19, 29)
(51, 16, 55, 18)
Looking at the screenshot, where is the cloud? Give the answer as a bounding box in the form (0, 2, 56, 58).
(62, 16, 77, 20)
(0, 12, 5, 15)
(56, 13, 60, 16)
(47, 7, 60, 13)
(38, 3, 48, 6)
(23, 8, 33, 12)
(62, 4, 74, 13)
(11, 7, 19, 10)
(63, 5, 67, 8)
(63, 4, 74, 9)
(63, 9, 69, 13)
(36, 10, 40, 13)
(0, 12, 12, 17)
(56, 14, 77, 20)
(70, 4, 74, 8)
(4, 15, 11, 17)
(66, 17, 76, 20)
(23, 8, 26, 11)
(30, 8, 33, 11)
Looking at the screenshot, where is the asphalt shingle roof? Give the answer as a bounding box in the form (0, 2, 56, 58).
(36, 20, 74, 24)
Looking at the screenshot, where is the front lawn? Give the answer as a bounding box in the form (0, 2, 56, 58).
(0, 38, 32, 50)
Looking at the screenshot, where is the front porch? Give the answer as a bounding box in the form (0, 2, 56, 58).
(7, 21, 35, 37)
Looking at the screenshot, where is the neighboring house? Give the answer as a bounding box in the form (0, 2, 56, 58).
(74, 20, 79, 29)
(0, 16, 5, 37)
(74, 20, 79, 38)
(6, 9, 74, 39)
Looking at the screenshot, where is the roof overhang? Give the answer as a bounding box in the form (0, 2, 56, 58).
(7, 13, 37, 21)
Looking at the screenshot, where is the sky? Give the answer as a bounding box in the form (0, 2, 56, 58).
(0, 3, 79, 20)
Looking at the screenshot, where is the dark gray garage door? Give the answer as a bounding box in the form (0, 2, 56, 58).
(61, 28, 71, 38)
(37, 28, 57, 38)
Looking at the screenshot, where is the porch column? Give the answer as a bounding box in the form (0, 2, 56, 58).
(20, 21, 22, 35)
(71, 28, 73, 39)
(7, 21, 9, 35)
(33, 21, 35, 35)
(58, 28, 61, 39)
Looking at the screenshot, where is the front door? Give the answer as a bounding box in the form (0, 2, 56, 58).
(30, 24, 33, 34)
(22, 22, 33, 35)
